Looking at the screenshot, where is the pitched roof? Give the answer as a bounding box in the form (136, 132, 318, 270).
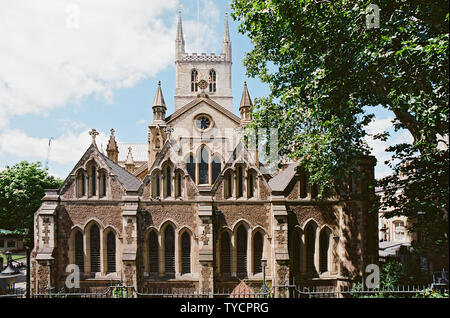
(165, 96, 240, 124)
(99, 152, 142, 192)
(267, 161, 300, 192)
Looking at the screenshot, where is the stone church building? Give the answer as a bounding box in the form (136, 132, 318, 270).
(30, 11, 378, 294)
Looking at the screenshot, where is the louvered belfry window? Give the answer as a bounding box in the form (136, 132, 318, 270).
(164, 226, 175, 274)
(319, 230, 329, 273)
(220, 232, 231, 275)
(90, 224, 100, 272)
(253, 232, 263, 274)
(236, 225, 247, 278)
(181, 232, 191, 274)
(75, 231, 84, 272)
(107, 231, 116, 273)
(149, 231, 159, 274)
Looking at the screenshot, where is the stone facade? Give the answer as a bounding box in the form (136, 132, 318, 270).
(30, 10, 378, 295)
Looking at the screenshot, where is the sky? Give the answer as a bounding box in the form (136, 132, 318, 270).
(0, 0, 412, 180)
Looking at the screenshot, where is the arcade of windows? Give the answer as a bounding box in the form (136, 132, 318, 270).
(69, 223, 117, 275)
(144, 223, 192, 277)
(75, 161, 108, 198)
(217, 223, 266, 278)
(291, 221, 333, 276)
(191, 69, 217, 93)
(223, 166, 258, 199)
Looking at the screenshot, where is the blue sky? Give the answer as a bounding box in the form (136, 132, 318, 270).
(0, 0, 411, 180)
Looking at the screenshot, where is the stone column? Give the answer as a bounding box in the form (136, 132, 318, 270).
(34, 190, 59, 292)
(271, 198, 290, 298)
(198, 199, 214, 296)
(122, 195, 139, 293)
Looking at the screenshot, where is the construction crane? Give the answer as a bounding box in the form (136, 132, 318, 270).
(45, 137, 54, 169)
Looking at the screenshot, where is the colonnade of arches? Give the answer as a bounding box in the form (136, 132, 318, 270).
(69, 221, 119, 275)
(290, 220, 334, 276)
(75, 160, 108, 198)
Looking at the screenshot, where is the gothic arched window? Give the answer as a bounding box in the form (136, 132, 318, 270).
(164, 225, 175, 274)
(209, 69, 216, 92)
(90, 165, 97, 196)
(253, 232, 263, 274)
(212, 155, 221, 183)
(175, 172, 182, 198)
(181, 232, 191, 274)
(199, 147, 209, 184)
(90, 224, 100, 273)
(99, 171, 107, 198)
(191, 69, 198, 92)
(305, 224, 316, 273)
(186, 154, 196, 183)
(220, 232, 231, 275)
(236, 225, 247, 278)
(247, 170, 256, 198)
(225, 172, 232, 198)
(106, 231, 116, 273)
(149, 231, 159, 274)
(319, 229, 330, 273)
(164, 166, 171, 198)
(75, 230, 84, 272)
(77, 171, 85, 197)
(237, 166, 244, 198)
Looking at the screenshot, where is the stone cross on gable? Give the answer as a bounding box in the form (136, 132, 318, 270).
(110, 128, 115, 136)
(89, 128, 99, 145)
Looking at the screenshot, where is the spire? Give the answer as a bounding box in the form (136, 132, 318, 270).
(239, 82, 253, 127)
(222, 10, 232, 61)
(152, 81, 167, 124)
(175, 5, 185, 60)
(106, 128, 119, 163)
(125, 146, 135, 173)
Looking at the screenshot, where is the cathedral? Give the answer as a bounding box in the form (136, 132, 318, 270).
(30, 11, 378, 295)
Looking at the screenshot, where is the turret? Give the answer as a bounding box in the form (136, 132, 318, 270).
(106, 128, 119, 163)
(239, 82, 253, 128)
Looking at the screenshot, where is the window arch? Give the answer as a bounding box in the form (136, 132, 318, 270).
(181, 232, 191, 274)
(76, 170, 86, 197)
(224, 171, 233, 199)
(175, 172, 183, 198)
(191, 69, 198, 92)
(74, 230, 84, 272)
(99, 170, 107, 198)
(209, 69, 216, 92)
(211, 155, 222, 184)
(164, 165, 172, 198)
(164, 225, 175, 274)
(148, 231, 159, 274)
(237, 166, 244, 198)
(236, 225, 248, 278)
(186, 154, 196, 183)
(106, 231, 116, 273)
(319, 229, 330, 273)
(220, 231, 231, 275)
(253, 231, 263, 274)
(90, 165, 97, 197)
(90, 224, 100, 273)
(305, 222, 317, 274)
(198, 147, 209, 184)
(247, 170, 257, 198)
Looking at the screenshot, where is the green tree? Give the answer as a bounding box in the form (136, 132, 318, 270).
(232, 0, 448, 258)
(0, 161, 62, 247)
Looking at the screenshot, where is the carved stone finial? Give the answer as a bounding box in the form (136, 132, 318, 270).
(110, 128, 115, 136)
(89, 128, 99, 145)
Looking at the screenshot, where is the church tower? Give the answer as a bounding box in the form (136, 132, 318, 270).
(148, 81, 167, 168)
(174, 9, 233, 111)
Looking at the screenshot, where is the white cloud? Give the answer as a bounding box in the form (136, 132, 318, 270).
(0, 0, 184, 128)
(0, 128, 108, 166)
(364, 116, 414, 178)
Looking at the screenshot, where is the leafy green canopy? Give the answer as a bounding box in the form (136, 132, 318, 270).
(0, 161, 62, 245)
(232, 0, 448, 255)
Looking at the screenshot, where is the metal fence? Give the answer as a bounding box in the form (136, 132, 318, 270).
(1, 283, 448, 299)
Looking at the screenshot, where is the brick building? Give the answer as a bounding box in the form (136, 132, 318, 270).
(30, 11, 377, 294)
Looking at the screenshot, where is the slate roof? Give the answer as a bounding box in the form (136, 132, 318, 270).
(267, 161, 300, 192)
(99, 152, 142, 192)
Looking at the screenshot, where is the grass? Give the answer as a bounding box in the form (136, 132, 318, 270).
(0, 253, 26, 265)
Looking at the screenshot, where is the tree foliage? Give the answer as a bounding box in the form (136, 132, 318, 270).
(232, 0, 448, 256)
(0, 161, 62, 246)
